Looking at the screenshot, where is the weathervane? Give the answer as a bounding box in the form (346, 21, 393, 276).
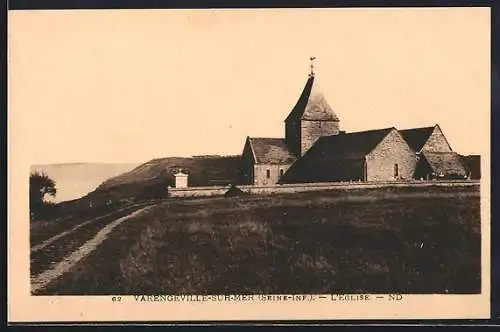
(309, 56, 316, 76)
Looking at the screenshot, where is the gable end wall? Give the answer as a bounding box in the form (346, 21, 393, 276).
(421, 126, 453, 152)
(366, 130, 417, 181)
(253, 163, 294, 186)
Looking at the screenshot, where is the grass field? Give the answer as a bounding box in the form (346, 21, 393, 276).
(37, 185, 481, 295)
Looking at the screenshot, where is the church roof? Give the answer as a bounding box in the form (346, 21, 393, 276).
(247, 137, 297, 164)
(421, 151, 468, 177)
(308, 127, 395, 159)
(280, 128, 395, 183)
(284, 74, 339, 123)
(399, 126, 435, 152)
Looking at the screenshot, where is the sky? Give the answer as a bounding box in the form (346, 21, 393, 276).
(9, 8, 490, 165)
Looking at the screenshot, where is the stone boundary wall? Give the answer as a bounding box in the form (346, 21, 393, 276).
(167, 180, 480, 198)
(167, 185, 229, 198)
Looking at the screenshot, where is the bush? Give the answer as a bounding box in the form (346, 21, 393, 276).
(30, 171, 57, 220)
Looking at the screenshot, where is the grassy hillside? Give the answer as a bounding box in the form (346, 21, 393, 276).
(31, 163, 140, 203)
(40, 185, 481, 295)
(88, 155, 241, 202)
(30, 155, 241, 221)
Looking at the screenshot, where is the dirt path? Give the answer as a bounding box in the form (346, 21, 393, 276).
(31, 205, 155, 294)
(31, 202, 150, 253)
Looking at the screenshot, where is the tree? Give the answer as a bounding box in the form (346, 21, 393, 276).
(29, 171, 57, 219)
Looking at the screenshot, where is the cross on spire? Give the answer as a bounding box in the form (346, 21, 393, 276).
(309, 56, 316, 77)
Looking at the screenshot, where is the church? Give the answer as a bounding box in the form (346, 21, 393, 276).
(239, 62, 469, 186)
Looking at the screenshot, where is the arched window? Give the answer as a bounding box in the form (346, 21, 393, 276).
(266, 169, 270, 178)
(394, 163, 399, 177)
(279, 169, 284, 177)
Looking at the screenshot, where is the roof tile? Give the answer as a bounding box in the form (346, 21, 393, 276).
(421, 152, 468, 177)
(285, 75, 339, 122)
(400, 126, 435, 152)
(248, 138, 297, 164)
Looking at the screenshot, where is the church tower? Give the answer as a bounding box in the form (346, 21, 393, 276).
(285, 59, 340, 157)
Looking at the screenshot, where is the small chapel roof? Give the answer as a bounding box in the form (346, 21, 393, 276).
(247, 137, 297, 164)
(399, 126, 436, 152)
(421, 151, 468, 178)
(284, 74, 339, 123)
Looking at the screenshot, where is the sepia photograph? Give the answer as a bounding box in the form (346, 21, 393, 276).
(8, 7, 491, 321)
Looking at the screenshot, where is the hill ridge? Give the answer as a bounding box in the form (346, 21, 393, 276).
(88, 155, 242, 203)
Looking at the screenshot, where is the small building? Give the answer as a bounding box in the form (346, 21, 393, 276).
(240, 137, 297, 185)
(400, 124, 469, 179)
(174, 169, 188, 188)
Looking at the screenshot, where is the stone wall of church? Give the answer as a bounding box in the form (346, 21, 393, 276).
(421, 126, 453, 152)
(300, 120, 339, 156)
(253, 164, 293, 186)
(366, 129, 417, 181)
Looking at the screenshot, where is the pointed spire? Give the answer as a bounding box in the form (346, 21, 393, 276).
(284, 61, 339, 123)
(309, 56, 316, 77)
